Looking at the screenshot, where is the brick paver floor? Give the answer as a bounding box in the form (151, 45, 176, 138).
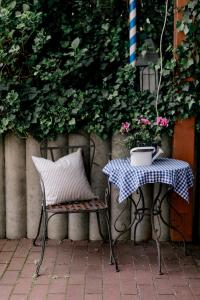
(0, 239, 200, 300)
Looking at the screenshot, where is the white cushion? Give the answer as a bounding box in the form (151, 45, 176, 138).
(32, 149, 95, 205)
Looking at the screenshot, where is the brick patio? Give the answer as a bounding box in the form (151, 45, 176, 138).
(0, 239, 200, 300)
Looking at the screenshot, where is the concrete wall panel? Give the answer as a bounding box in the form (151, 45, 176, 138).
(26, 136, 42, 239)
(0, 136, 5, 238)
(5, 134, 26, 238)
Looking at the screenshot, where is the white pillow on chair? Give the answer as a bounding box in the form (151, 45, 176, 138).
(32, 149, 95, 205)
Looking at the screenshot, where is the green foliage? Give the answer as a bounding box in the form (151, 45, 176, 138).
(0, 0, 199, 140)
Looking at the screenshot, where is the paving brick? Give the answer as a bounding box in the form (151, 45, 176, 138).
(69, 272, 85, 285)
(12, 277, 33, 294)
(86, 265, 102, 278)
(1, 240, 19, 252)
(0, 239, 7, 249)
(157, 296, 176, 300)
(9, 295, 28, 300)
(28, 284, 48, 300)
(138, 284, 158, 300)
(20, 263, 36, 277)
(189, 278, 200, 288)
(154, 278, 174, 295)
(0, 263, 7, 277)
(85, 278, 102, 294)
(174, 286, 194, 299)
(48, 277, 67, 294)
(0, 285, 13, 300)
(7, 257, 26, 271)
(103, 284, 121, 300)
(53, 264, 70, 276)
(13, 248, 30, 258)
(168, 271, 188, 286)
(121, 295, 140, 300)
(190, 287, 200, 296)
(26, 252, 43, 264)
(0, 251, 13, 263)
(120, 279, 138, 295)
(102, 269, 120, 285)
(0, 270, 20, 284)
(66, 284, 84, 300)
(33, 274, 51, 285)
(135, 270, 153, 285)
(47, 294, 65, 300)
(85, 294, 102, 300)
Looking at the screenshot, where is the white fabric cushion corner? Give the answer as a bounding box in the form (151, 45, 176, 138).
(32, 149, 95, 205)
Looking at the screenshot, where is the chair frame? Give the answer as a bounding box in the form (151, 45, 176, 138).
(32, 134, 118, 277)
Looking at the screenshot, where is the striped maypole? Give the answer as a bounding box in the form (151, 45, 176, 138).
(129, 0, 137, 66)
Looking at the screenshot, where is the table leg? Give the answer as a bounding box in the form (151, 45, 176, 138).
(151, 183, 163, 275)
(113, 195, 138, 243)
(158, 186, 187, 255)
(111, 183, 186, 274)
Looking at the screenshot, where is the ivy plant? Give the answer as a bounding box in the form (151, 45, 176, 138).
(0, 0, 199, 140)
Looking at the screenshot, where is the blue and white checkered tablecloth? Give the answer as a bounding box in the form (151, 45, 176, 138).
(103, 158, 194, 203)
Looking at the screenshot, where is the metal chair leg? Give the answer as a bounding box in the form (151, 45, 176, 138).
(105, 209, 119, 272)
(96, 211, 106, 242)
(33, 208, 43, 246)
(33, 209, 48, 278)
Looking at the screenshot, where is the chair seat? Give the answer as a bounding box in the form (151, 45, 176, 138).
(46, 198, 108, 213)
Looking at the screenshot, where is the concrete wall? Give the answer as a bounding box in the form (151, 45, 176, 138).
(0, 133, 171, 241)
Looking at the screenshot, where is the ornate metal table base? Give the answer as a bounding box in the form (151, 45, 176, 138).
(112, 183, 186, 275)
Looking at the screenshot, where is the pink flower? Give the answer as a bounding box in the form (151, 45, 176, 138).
(120, 122, 130, 133)
(139, 117, 151, 125)
(155, 116, 169, 127)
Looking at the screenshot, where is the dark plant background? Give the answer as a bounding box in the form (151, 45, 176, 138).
(0, 0, 199, 140)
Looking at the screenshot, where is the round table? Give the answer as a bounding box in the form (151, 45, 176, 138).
(103, 158, 194, 274)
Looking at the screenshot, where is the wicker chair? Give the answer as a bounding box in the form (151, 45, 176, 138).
(32, 134, 118, 277)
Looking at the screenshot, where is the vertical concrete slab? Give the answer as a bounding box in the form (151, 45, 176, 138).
(26, 136, 42, 239)
(47, 135, 68, 240)
(131, 184, 153, 242)
(111, 133, 130, 240)
(89, 134, 110, 240)
(5, 133, 26, 238)
(152, 133, 172, 241)
(0, 136, 5, 238)
(68, 133, 89, 240)
(153, 184, 170, 241)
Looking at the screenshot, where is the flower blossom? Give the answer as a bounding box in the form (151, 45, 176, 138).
(155, 116, 169, 127)
(120, 122, 130, 134)
(139, 117, 151, 125)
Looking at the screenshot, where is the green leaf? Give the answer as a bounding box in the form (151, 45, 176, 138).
(23, 4, 30, 11)
(102, 23, 109, 31)
(71, 38, 80, 50)
(69, 118, 76, 125)
(10, 1, 16, 9)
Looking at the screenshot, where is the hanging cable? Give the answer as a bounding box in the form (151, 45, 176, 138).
(155, 0, 169, 117)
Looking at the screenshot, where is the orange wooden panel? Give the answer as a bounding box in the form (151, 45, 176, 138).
(174, 0, 189, 47)
(171, 117, 195, 241)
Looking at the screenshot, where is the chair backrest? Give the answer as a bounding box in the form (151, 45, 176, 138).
(40, 134, 95, 181)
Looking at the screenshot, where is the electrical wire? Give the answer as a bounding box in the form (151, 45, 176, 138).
(155, 0, 169, 117)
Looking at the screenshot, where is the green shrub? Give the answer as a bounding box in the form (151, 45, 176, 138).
(0, 0, 199, 140)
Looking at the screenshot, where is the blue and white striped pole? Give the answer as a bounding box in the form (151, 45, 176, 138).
(129, 0, 137, 66)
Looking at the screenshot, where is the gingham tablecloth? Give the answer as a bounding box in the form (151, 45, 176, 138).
(103, 158, 194, 203)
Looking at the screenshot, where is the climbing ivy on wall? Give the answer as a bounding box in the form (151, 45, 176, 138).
(0, 0, 199, 140)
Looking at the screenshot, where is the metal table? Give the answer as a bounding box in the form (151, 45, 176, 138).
(103, 158, 194, 274)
